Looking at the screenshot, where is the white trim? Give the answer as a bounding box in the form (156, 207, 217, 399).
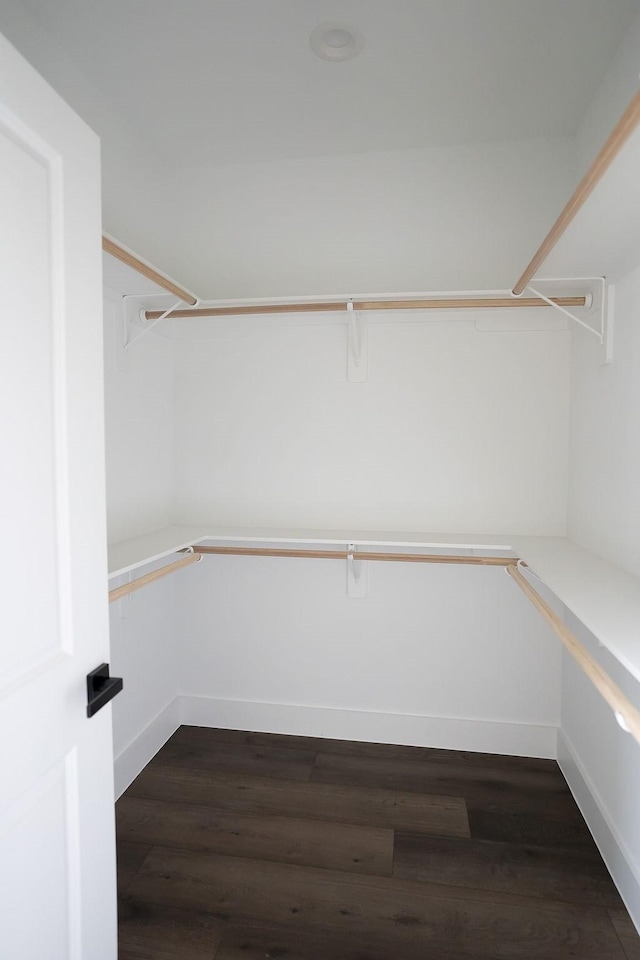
(177, 695, 557, 758)
(113, 698, 181, 799)
(557, 729, 640, 933)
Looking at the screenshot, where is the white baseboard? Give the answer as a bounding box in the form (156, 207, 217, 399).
(177, 695, 557, 758)
(112, 695, 555, 801)
(558, 730, 640, 933)
(113, 698, 181, 799)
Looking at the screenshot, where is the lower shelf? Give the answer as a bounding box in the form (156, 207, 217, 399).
(107, 524, 640, 685)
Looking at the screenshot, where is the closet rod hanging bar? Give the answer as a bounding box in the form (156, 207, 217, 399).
(194, 545, 517, 565)
(143, 296, 586, 322)
(512, 88, 640, 296)
(507, 564, 640, 746)
(108, 551, 202, 603)
(102, 234, 199, 306)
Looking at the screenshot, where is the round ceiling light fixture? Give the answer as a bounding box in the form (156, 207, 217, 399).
(310, 22, 364, 61)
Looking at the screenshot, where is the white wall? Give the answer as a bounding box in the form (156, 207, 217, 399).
(103, 297, 175, 543)
(103, 299, 570, 781)
(556, 17, 640, 928)
(172, 311, 571, 534)
(568, 266, 640, 575)
(103, 298, 180, 794)
(109, 577, 181, 796)
(164, 308, 570, 756)
(562, 264, 640, 928)
(174, 137, 575, 299)
(176, 554, 561, 757)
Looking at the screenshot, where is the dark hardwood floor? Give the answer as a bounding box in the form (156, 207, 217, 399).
(117, 726, 640, 959)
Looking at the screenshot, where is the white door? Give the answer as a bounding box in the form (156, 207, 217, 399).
(0, 33, 118, 960)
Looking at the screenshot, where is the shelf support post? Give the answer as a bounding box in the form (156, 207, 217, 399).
(347, 543, 367, 598)
(347, 300, 368, 382)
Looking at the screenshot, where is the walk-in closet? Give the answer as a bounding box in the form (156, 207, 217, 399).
(2, 2, 640, 958)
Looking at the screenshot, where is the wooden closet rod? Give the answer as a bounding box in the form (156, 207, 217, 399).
(143, 296, 586, 322)
(512, 89, 640, 296)
(507, 564, 640, 746)
(109, 551, 201, 603)
(102, 235, 199, 306)
(194, 545, 516, 565)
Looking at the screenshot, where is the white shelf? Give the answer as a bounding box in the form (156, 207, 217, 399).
(108, 525, 208, 576)
(511, 536, 640, 684)
(108, 525, 640, 684)
(103, 250, 168, 299)
(108, 525, 515, 578)
(542, 121, 640, 283)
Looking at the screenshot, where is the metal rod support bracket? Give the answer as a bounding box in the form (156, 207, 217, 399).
(513, 277, 612, 362)
(124, 296, 189, 351)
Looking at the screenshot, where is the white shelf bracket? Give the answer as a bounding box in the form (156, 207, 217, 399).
(526, 284, 600, 342)
(124, 296, 186, 352)
(347, 543, 368, 598)
(346, 300, 368, 382)
(104, 289, 131, 375)
(519, 277, 612, 361)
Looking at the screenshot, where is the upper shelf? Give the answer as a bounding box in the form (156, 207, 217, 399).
(103, 250, 168, 299)
(512, 89, 640, 291)
(102, 235, 198, 304)
(108, 525, 208, 576)
(542, 119, 640, 282)
(108, 525, 640, 685)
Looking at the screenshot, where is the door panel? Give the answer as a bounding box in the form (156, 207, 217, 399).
(1, 755, 81, 956)
(0, 32, 117, 960)
(1, 108, 62, 687)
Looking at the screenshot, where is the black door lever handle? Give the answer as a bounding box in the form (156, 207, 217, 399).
(86, 663, 123, 717)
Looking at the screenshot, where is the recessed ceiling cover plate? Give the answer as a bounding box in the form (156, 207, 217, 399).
(310, 22, 364, 61)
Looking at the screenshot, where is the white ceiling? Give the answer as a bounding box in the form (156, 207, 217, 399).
(16, 0, 640, 164)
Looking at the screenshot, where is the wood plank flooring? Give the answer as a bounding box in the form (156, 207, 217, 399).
(117, 726, 640, 959)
